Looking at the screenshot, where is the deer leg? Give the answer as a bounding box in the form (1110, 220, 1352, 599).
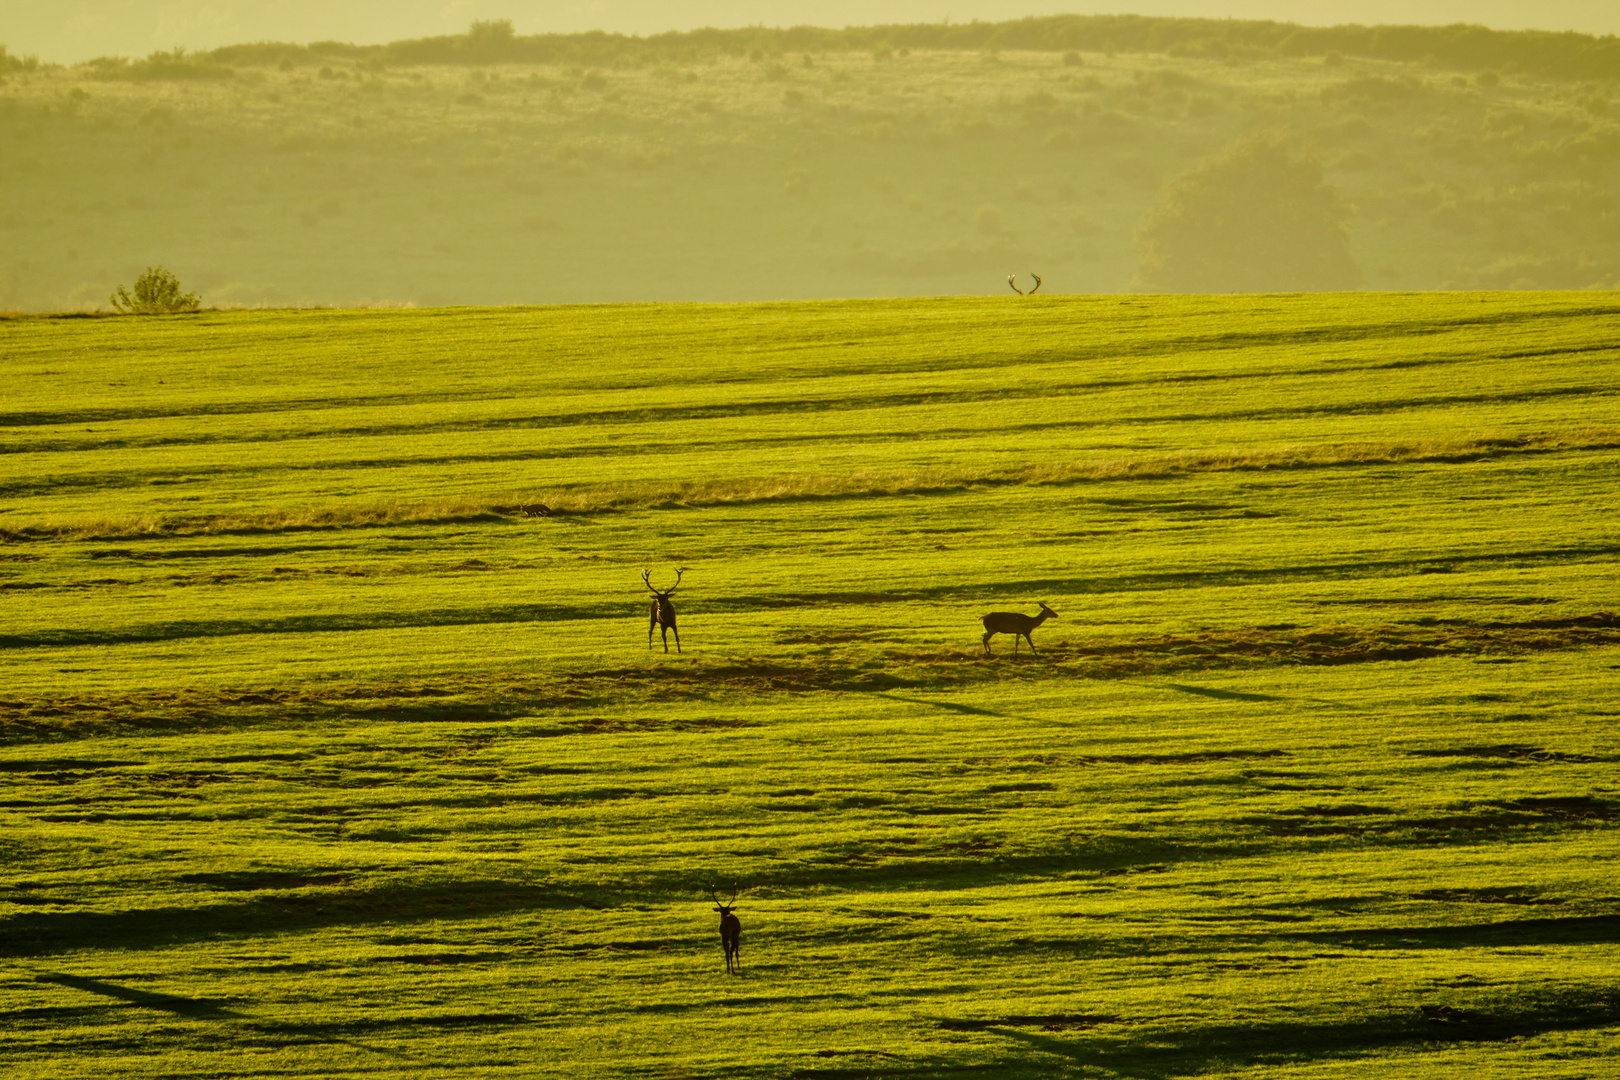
(1024, 633, 1036, 654)
(661, 624, 671, 653)
(671, 621, 681, 654)
(982, 630, 994, 655)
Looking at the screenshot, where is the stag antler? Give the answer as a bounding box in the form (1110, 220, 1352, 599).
(642, 567, 687, 595)
(1029, 273, 1042, 294)
(1007, 274, 1024, 295)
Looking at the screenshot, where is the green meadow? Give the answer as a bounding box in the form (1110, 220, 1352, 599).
(1, 291, 1618, 1077)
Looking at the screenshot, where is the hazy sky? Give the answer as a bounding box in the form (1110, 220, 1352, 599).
(4, 2, 1617, 63)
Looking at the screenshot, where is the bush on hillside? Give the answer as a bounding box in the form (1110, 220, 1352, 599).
(110, 266, 201, 313)
(0, 45, 39, 73)
(1134, 136, 1361, 293)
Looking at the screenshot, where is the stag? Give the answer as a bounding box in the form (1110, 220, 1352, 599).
(981, 602, 1058, 656)
(642, 566, 687, 653)
(710, 884, 742, 974)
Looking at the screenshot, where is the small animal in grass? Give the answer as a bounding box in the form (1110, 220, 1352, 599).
(641, 566, 688, 653)
(981, 601, 1058, 656)
(710, 884, 742, 974)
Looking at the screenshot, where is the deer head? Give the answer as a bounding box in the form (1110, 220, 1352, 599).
(710, 883, 738, 916)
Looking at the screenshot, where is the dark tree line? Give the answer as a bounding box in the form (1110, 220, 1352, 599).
(77, 15, 1619, 83)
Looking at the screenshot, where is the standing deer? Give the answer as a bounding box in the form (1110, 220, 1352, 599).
(710, 884, 742, 974)
(642, 566, 687, 653)
(981, 602, 1058, 656)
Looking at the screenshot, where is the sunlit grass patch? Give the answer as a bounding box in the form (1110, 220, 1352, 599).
(0, 293, 1616, 1077)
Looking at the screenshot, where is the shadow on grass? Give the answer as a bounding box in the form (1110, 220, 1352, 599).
(0, 835, 1232, 958)
(1159, 683, 1283, 703)
(36, 973, 243, 1019)
(34, 974, 431, 1059)
(1288, 912, 1620, 951)
(0, 880, 561, 957)
(0, 602, 601, 651)
(975, 984, 1620, 1077)
(868, 692, 1010, 717)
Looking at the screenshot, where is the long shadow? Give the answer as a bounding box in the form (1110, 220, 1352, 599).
(981, 985, 1620, 1076)
(86, 542, 355, 561)
(0, 836, 1241, 958)
(1159, 683, 1283, 703)
(868, 692, 1009, 718)
(37, 973, 243, 1019)
(1149, 681, 1366, 711)
(728, 549, 1620, 609)
(1285, 912, 1620, 952)
(37, 973, 418, 1059)
(0, 880, 561, 957)
(0, 602, 605, 650)
(8, 857, 1611, 963)
(8, 298, 1613, 434)
(8, 341, 1610, 468)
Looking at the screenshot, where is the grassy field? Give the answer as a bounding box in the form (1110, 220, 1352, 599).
(1, 291, 1618, 1078)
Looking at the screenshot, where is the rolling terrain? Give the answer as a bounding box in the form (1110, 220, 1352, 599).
(2, 16, 1619, 309)
(0, 291, 1618, 1077)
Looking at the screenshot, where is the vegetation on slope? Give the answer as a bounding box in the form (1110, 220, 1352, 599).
(2, 16, 1618, 309)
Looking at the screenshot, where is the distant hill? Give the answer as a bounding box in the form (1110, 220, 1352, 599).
(2, 15, 1617, 308)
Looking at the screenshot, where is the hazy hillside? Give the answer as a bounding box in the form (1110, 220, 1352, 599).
(2, 15, 1618, 309)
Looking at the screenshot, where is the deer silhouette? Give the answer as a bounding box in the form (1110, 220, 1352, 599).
(710, 884, 742, 974)
(641, 567, 687, 653)
(981, 602, 1057, 656)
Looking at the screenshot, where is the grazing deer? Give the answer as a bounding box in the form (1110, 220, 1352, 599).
(642, 566, 687, 653)
(981, 602, 1058, 656)
(710, 884, 742, 974)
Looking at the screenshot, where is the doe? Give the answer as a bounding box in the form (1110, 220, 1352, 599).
(710, 884, 742, 975)
(981, 602, 1058, 656)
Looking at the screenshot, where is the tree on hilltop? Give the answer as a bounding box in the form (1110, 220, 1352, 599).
(110, 266, 200, 313)
(1134, 135, 1361, 293)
